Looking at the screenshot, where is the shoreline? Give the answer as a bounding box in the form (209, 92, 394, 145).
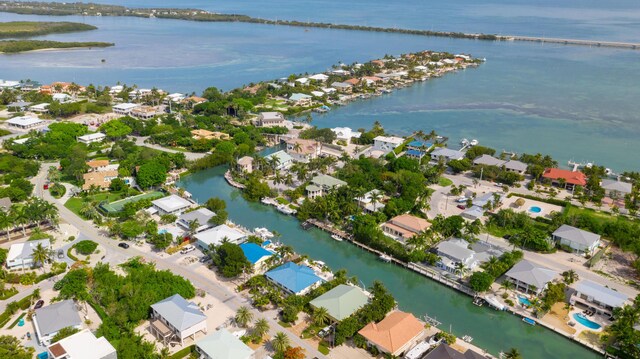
(0, 45, 110, 54)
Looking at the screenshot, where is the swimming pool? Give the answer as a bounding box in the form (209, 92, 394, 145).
(158, 229, 168, 234)
(528, 206, 542, 213)
(573, 313, 601, 330)
(518, 296, 531, 306)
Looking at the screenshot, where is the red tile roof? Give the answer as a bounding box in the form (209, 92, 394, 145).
(358, 311, 424, 355)
(542, 168, 587, 186)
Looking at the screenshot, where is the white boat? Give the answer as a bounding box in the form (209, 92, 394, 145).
(483, 295, 506, 311)
(461, 138, 469, 145)
(276, 204, 296, 215)
(254, 227, 274, 239)
(379, 254, 392, 262)
(470, 139, 478, 146)
(331, 234, 343, 242)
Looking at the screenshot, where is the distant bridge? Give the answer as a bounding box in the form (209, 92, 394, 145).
(501, 35, 640, 49)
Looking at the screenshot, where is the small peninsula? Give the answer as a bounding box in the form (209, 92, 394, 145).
(0, 40, 113, 53)
(0, 21, 97, 38)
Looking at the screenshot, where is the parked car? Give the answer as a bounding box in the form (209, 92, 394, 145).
(34, 300, 44, 309)
(180, 245, 196, 255)
(43, 183, 49, 190)
(318, 326, 331, 338)
(118, 242, 130, 249)
(456, 197, 467, 203)
(199, 256, 210, 263)
(57, 249, 64, 259)
(456, 204, 466, 210)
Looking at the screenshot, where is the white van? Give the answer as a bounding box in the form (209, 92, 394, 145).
(180, 245, 196, 254)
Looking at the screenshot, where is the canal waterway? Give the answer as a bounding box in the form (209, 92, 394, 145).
(178, 166, 600, 359)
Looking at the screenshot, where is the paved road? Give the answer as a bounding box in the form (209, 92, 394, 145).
(129, 136, 209, 161)
(30, 164, 326, 358)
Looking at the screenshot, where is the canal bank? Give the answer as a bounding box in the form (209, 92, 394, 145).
(178, 166, 600, 359)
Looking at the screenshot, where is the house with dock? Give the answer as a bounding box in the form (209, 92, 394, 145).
(358, 311, 426, 357)
(435, 238, 478, 274)
(570, 280, 629, 317)
(422, 343, 485, 359)
(430, 148, 465, 162)
(285, 138, 321, 163)
(542, 168, 587, 191)
(551, 225, 601, 255)
(381, 214, 431, 242)
(265, 262, 323, 295)
(600, 179, 633, 198)
(239, 242, 274, 272)
(306, 174, 347, 199)
(288, 93, 312, 106)
(504, 259, 558, 296)
(195, 224, 246, 250)
(373, 135, 404, 154)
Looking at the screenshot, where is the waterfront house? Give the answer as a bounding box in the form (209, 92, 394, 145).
(404, 140, 433, 160)
(311, 90, 325, 98)
(265, 262, 323, 295)
(6, 239, 50, 269)
(112, 103, 139, 115)
(504, 259, 558, 296)
(256, 112, 286, 127)
(331, 127, 362, 141)
(422, 343, 485, 359)
(82, 170, 119, 191)
(6, 116, 44, 130)
(295, 77, 309, 85)
(264, 150, 293, 170)
(194, 224, 246, 250)
(151, 194, 193, 216)
(309, 284, 369, 322)
(600, 179, 633, 198)
(362, 76, 383, 85)
(373, 135, 404, 154)
(330, 82, 353, 93)
(435, 238, 478, 274)
(177, 208, 215, 233)
(239, 242, 274, 272)
(381, 214, 431, 241)
(0, 79, 20, 90)
(309, 74, 329, 82)
(306, 174, 347, 199)
(358, 311, 425, 357)
(570, 280, 629, 317)
(288, 93, 312, 107)
(237, 156, 254, 173)
(165, 93, 186, 103)
(150, 294, 208, 346)
(47, 329, 117, 359)
(551, 224, 601, 255)
(473, 154, 505, 167)
(504, 160, 528, 174)
(356, 189, 385, 213)
(542, 168, 587, 190)
(53, 93, 73, 103)
(430, 148, 465, 162)
(195, 328, 253, 359)
(33, 300, 83, 345)
(285, 138, 321, 163)
(77, 132, 106, 144)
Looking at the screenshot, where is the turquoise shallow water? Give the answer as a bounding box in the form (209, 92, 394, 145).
(178, 166, 600, 359)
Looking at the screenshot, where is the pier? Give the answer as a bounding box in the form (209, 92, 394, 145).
(500, 35, 640, 50)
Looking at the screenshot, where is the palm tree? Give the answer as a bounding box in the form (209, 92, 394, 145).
(159, 347, 171, 359)
(79, 202, 100, 221)
(454, 262, 468, 278)
(271, 332, 290, 354)
(0, 210, 12, 241)
(32, 243, 51, 272)
(500, 280, 515, 294)
(504, 348, 522, 359)
(188, 219, 200, 237)
(235, 306, 254, 328)
(312, 306, 330, 326)
(562, 270, 578, 285)
(252, 318, 270, 339)
(10, 205, 29, 237)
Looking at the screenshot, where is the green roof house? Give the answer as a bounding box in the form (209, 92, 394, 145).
(195, 328, 253, 359)
(309, 284, 369, 322)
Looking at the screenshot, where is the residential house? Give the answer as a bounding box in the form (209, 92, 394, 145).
(195, 329, 253, 359)
(306, 174, 347, 199)
(239, 243, 274, 272)
(150, 294, 208, 345)
(7, 101, 33, 111)
(309, 284, 369, 322)
(362, 76, 383, 85)
(47, 329, 117, 359)
(29, 103, 50, 113)
(77, 132, 106, 144)
(373, 136, 404, 154)
(504, 160, 528, 174)
(194, 224, 246, 250)
(285, 138, 321, 163)
(131, 105, 160, 119)
(422, 343, 485, 359)
(112, 103, 139, 115)
(164, 93, 186, 103)
(177, 208, 216, 233)
(504, 259, 558, 295)
(265, 262, 323, 295)
(237, 156, 254, 173)
(151, 195, 193, 216)
(461, 206, 485, 221)
(256, 112, 286, 127)
(331, 127, 361, 141)
(358, 311, 425, 357)
(601, 179, 633, 199)
(86, 160, 111, 172)
(552, 225, 601, 255)
(0, 79, 20, 89)
(430, 148, 465, 162)
(435, 238, 477, 274)
(6, 116, 44, 129)
(264, 150, 293, 170)
(82, 170, 119, 191)
(33, 300, 83, 345)
(309, 74, 329, 82)
(182, 96, 207, 106)
(6, 239, 50, 269)
(288, 93, 312, 107)
(191, 129, 229, 140)
(472, 192, 505, 210)
(542, 168, 587, 190)
(356, 189, 385, 213)
(53, 93, 73, 103)
(405, 140, 433, 160)
(381, 214, 431, 241)
(473, 154, 505, 167)
(570, 280, 629, 317)
(330, 82, 353, 93)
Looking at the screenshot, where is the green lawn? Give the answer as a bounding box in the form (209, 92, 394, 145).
(65, 191, 144, 218)
(438, 177, 453, 187)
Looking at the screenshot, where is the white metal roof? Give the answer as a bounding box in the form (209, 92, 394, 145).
(574, 280, 628, 308)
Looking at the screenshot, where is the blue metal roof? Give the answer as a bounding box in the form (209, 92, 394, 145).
(240, 243, 273, 265)
(265, 262, 322, 293)
(407, 141, 432, 148)
(405, 149, 424, 157)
